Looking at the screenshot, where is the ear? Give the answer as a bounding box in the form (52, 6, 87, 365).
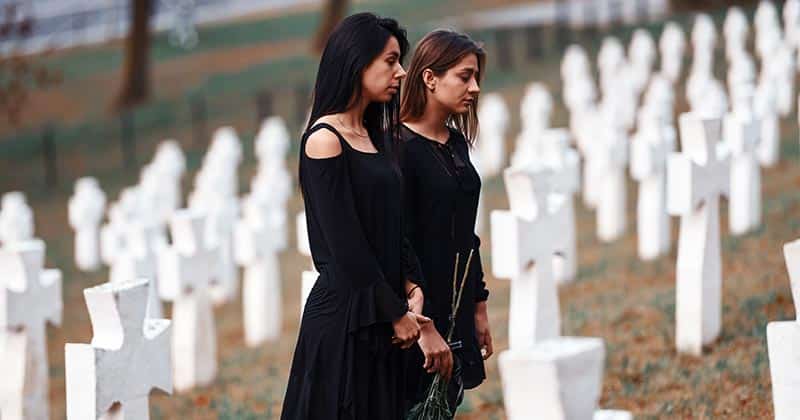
(422, 69, 436, 91)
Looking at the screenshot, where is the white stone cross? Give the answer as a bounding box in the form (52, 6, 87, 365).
(158, 210, 221, 392)
(0, 192, 34, 247)
(255, 116, 291, 171)
(234, 196, 285, 347)
(491, 165, 570, 349)
(65, 278, 172, 420)
(659, 22, 686, 83)
(784, 0, 800, 51)
(754, 75, 780, 168)
(0, 239, 62, 420)
(69, 177, 107, 271)
(631, 106, 674, 260)
(723, 83, 762, 236)
(667, 113, 731, 355)
(109, 221, 167, 319)
(296, 211, 318, 316)
(628, 29, 656, 97)
(591, 108, 628, 242)
(767, 239, 800, 420)
(474, 93, 509, 179)
(537, 129, 580, 284)
(724, 6, 749, 62)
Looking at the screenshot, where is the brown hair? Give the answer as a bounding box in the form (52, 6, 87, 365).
(400, 29, 486, 145)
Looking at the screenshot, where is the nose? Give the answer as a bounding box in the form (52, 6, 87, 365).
(396, 65, 407, 79)
(468, 78, 480, 94)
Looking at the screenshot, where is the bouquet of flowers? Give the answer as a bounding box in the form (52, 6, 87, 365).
(406, 249, 474, 420)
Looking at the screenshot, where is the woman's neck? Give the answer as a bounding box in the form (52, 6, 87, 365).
(339, 98, 369, 131)
(405, 101, 450, 143)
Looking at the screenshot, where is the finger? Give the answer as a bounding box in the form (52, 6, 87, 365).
(429, 354, 441, 374)
(484, 334, 494, 359)
(443, 353, 453, 381)
(423, 352, 432, 370)
(416, 314, 432, 324)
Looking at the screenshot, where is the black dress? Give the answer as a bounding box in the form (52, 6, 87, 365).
(400, 125, 490, 407)
(282, 123, 421, 420)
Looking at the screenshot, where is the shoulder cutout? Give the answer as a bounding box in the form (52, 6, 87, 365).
(305, 128, 342, 159)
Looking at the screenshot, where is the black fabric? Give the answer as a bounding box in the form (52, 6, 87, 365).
(400, 124, 489, 406)
(281, 123, 413, 420)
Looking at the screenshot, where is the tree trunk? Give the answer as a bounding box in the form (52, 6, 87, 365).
(312, 0, 349, 54)
(116, 0, 152, 109)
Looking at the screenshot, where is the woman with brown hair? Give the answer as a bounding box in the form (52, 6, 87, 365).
(399, 29, 493, 414)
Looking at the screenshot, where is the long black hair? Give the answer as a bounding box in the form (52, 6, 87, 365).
(306, 12, 409, 151)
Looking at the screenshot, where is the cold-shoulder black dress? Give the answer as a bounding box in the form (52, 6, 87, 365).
(281, 123, 422, 420)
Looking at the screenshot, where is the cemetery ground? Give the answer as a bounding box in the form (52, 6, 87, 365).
(3, 3, 799, 419)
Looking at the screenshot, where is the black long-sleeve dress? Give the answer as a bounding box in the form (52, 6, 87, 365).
(400, 125, 490, 407)
(282, 123, 421, 420)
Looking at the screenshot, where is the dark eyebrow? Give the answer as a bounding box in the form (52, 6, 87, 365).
(386, 51, 400, 59)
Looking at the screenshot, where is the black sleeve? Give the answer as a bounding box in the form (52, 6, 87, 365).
(400, 143, 426, 292)
(472, 234, 489, 302)
(303, 150, 408, 330)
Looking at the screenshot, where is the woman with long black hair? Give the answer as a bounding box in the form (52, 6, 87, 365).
(399, 29, 493, 414)
(281, 13, 429, 420)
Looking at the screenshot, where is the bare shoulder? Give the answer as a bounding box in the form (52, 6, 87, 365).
(305, 123, 342, 159)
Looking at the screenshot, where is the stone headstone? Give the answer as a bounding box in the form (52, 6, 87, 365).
(724, 7, 749, 62)
(784, 0, 800, 51)
(0, 192, 34, 247)
(766, 239, 800, 420)
(491, 166, 569, 347)
(109, 221, 167, 319)
(589, 107, 628, 242)
(296, 211, 318, 316)
(667, 113, 730, 355)
(631, 106, 674, 260)
(754, 74, 780, 167)
(157, 210, 221, 392)
(65, 278, 171, 420)
(474, 93, 510, 179)
(659, 22, 686, 83)
(723, 82, 762, 236)
(628, 29, 656, 96)
(69, 177, 106, 271)
(0, 239, 62, 420)
(234, 195, 285, 347)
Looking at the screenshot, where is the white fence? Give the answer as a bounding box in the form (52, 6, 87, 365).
(0, 0, 318, 55)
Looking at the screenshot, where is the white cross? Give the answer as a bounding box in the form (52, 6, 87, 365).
(723, 93, 762, 236)
(69, 177, 107, 271)
(491, 166, 570, 349)
(590, 110, 628, 242)
(234, 197, 285, 347)
(296, 211, 318, 316)
(65, 278, 171, 420)
(766, 239, 800, 420)
(110, 221, 167, 319)
(0, 192, 34, 247)
(667, 113, 731, 356)
(158, 210, 221, 392)
(631, 107, 674, 260)
(0, 239, 62, 420)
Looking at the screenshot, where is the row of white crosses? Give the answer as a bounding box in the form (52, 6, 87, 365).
(234, 117, 291, 346)
(491, 164, 629, 420)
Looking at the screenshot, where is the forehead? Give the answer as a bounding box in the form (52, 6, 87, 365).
(382, 36, 401, 55)
(452, 53, 479, 70)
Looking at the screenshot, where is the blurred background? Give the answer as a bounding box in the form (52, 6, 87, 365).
(1, 1, 793, 419)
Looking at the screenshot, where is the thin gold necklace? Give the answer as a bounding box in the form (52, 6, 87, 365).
(336, 116, 368, 138)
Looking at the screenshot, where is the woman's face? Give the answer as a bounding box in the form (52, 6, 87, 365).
(429, 53, 481, 114)
(361, 36, 407, 103)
